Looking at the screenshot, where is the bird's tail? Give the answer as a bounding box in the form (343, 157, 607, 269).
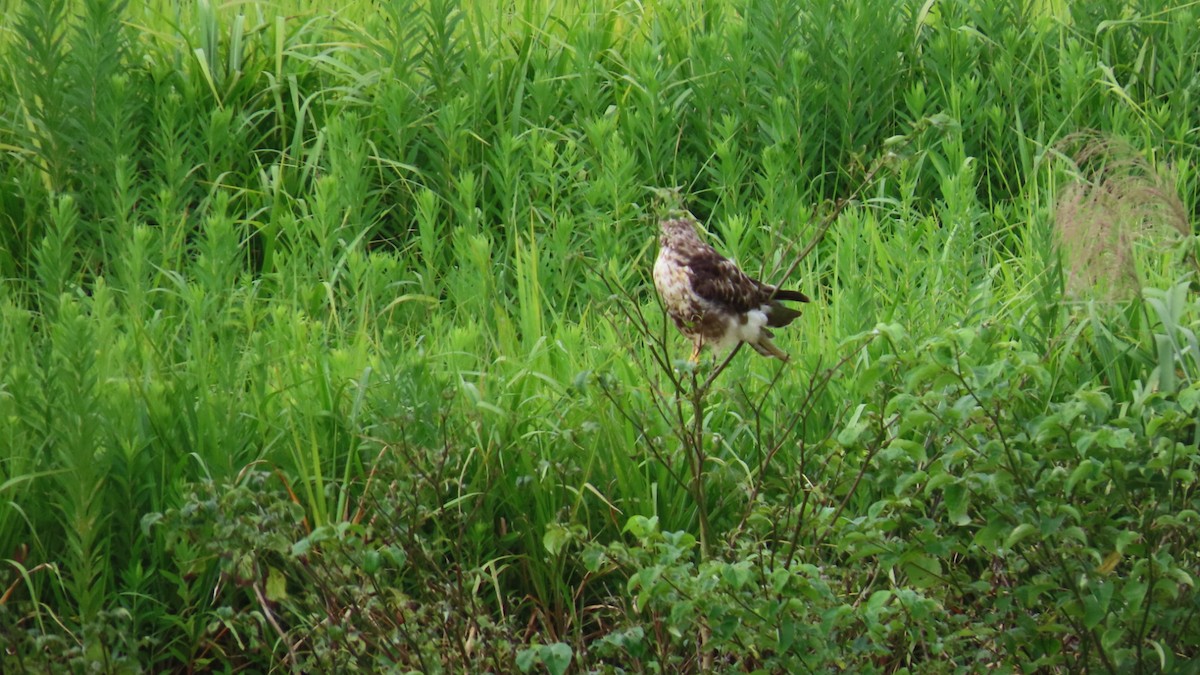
(773, 288, 810, 303)
(766, 303, 803, 328)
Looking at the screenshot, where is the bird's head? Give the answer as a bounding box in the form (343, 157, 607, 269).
(656, 213, 704, 252)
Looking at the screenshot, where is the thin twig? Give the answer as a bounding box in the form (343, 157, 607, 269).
(253, 580, 300, 672)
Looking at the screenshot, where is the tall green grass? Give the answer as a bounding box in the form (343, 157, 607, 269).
(1, 0, 1198, 670)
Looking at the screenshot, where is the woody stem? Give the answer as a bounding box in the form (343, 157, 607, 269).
(689, 368, 711, 560)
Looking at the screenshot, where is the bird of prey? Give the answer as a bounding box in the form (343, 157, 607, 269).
(653, 211, 809, 362)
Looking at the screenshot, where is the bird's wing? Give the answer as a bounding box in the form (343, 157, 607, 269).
(685, 247, 771, 313)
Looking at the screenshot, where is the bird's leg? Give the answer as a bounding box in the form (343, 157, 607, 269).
(688, 339, 702, 364)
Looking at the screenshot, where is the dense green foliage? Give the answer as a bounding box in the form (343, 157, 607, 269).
(1, 0, 1198, 671)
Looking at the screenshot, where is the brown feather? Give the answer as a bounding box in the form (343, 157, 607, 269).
(766, 303, 803, 328)
(688, 256, 766, 313)
(771, 288, 810, 303)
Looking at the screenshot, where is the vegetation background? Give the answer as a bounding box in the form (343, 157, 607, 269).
(1, 0, 1198, 671)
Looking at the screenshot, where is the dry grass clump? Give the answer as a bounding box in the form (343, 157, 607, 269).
(1053, 133, 1191, 300)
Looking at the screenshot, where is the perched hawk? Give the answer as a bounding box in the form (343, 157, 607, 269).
(653, 212, 809, 362)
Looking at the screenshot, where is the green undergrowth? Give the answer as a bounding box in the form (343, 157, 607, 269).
(1, 0, 1198, 671)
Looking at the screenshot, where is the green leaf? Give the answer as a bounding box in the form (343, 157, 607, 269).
(663, 530, 696, 552)
(265, 566, 287, 602)
(1077, 388, 1112, 419)
(901, 551, 943, 588)
(1179, 384, 1200, 413)
(362, 549, 381, 574)
(515, 647, 537, 673)
(973, 518, 1006, 554)
(1114, 530, 1139, 554)
(543, 523, 571, 557)
(623, 515, 658, 539)
(943, 482, 970, 526)
(924, 472, 955, 493)
(384, 545, 407, 569)
(1171, 468, 1197, 483)
(628, 566, 663, 609)
(140, 512, 163, 536)
(837, 404, 870, 446)
(1122, 579, 1148, 607)
(1066, 460, 1096, 495)
(722, 561, 753, 591)
(1083, 581, 1113, 629)
(1100, 626, 1124, 654)
(1061, 526, 1088, 545)
(898, 409, 938, 432)
(581, 545, 608, 573)
(894, 469, 929, 496)
(1004, 523, 1037, 551)
(1150, 640, 1167, 670)
(883, 439, 927, 465)
(865, 590, 892, 617)
(292, 524, 336, 557)
(541, 643, 573, 675)
(884, 392, 917, 416)
(1168, 567, 1195, 588)
(778, 616, 797, 652)
(928, 112, 960, 130)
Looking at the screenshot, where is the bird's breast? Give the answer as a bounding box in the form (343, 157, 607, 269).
(654, 251, 701, 319)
